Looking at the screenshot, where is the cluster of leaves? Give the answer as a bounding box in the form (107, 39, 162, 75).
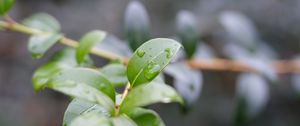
(3, 0, 300, 126)
(1, 0, 186, 126)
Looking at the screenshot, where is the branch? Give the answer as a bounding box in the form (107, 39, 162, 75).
(1, 20, 300, 74)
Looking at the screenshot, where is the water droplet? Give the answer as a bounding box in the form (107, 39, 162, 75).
(136, 50, 145, 58)
(164, 48, 172, 58)
(144, 62, 161, 80)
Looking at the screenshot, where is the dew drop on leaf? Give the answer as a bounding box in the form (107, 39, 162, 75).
(136, 49, 145, 58)
(164, 48, 172, 58)
(144, 62, 161, 80)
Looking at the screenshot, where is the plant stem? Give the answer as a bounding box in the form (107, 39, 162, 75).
(115, 82, 131, 116)
(0, 20, 128, 64)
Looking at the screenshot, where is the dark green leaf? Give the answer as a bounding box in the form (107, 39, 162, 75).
(76, 30, 106, 64)
(100, 63, 128, 87)
(0, 0, 14, 15)
(176, 10, 199, 58)
(127, 108, 165, 126)
(120, 82, 183, 113)
(111, 115, 137, 126)
(69, 112, 111, 126)
(124, 1, 150, 50)
(32, 48, 93, 92)
(47, 79, 115, 114)
(22, 13, 60, 32)
(28, 33, 62, 59)
(63, 98, 110, 126)
(127, 38, 182, 87)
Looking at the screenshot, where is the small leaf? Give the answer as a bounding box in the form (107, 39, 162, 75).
(111, 115, 137, 126)
(63, 98, 110, 126)
(120, 82, 183, 113)
(0, 0, 14, 15)
(51, 68, 115, 101)
(22, 13, 60, 32)
(164, 62, 203, 107)
(124, 1, 150, 51)
(96, 34, 132, 57)
(47, 79, 115, 114)
(76, 30, 106, 64)
(127, 108, 165, 126)
(176, 10, 199, 58)
(70, 112, 111, 126)
(235, 73, 269, 123)
(28, 33, 62, 58)
(32, 48, 93, 91)
(127, 38, 182, 87)
(220, 11, 258, 52)
(100, 63, 128, 87)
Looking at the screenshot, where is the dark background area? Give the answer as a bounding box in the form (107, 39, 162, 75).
(1, 0, 300, 126)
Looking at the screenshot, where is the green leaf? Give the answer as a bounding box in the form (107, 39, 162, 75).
(127, 38, 182, 87)
(52, 68, 115, 101)
(47, 79, 115, 114)
(63, 98, 110, 126)
(100, 63, 128, 87)
(120, 82, 183, 113)
(124, 1, 150, 51)
(32, 48, 93, 92)
(70, 112, 111, 126)
(76, 30, 106, 64)
(164, 62, 203, 107)
(127, 108, 165, 126)
(28, 33, 62, 59)
(111, 115, 137, 126)
(22, 13, 60, 32)
(176, 11, 199, 58)
(0, 0, 14, 15)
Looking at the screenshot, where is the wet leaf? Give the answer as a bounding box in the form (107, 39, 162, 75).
(111, 115, 137, 126)
(100, 63, 128, 87)
(69, 112, 111, 126)
(127, 38, 182, 87)
(127, 108, 165, 126)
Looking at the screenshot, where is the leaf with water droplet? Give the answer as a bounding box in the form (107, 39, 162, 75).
(63, 98, 110, 126)
(120, 82, 183, 113)
(127, 38, 182, 87)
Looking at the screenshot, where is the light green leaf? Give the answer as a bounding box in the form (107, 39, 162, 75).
(22, 13, 60, 32)
(70, 112, 111, 126)
(47, 80, 115, 114)
(127, 38, 182, 87)
(111, 115, 137, 126)
(76, 30, 106, 64)
(63, 98, 110, 126)
(120, 82, 183, 113)
(127, 108, 165, 126)
(52, 68, 115, 100)
(100, 63, 128, 87)
(32, 48, 93, 92)
(0, 0, 14, 15)
(28, 33, 62, 59)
